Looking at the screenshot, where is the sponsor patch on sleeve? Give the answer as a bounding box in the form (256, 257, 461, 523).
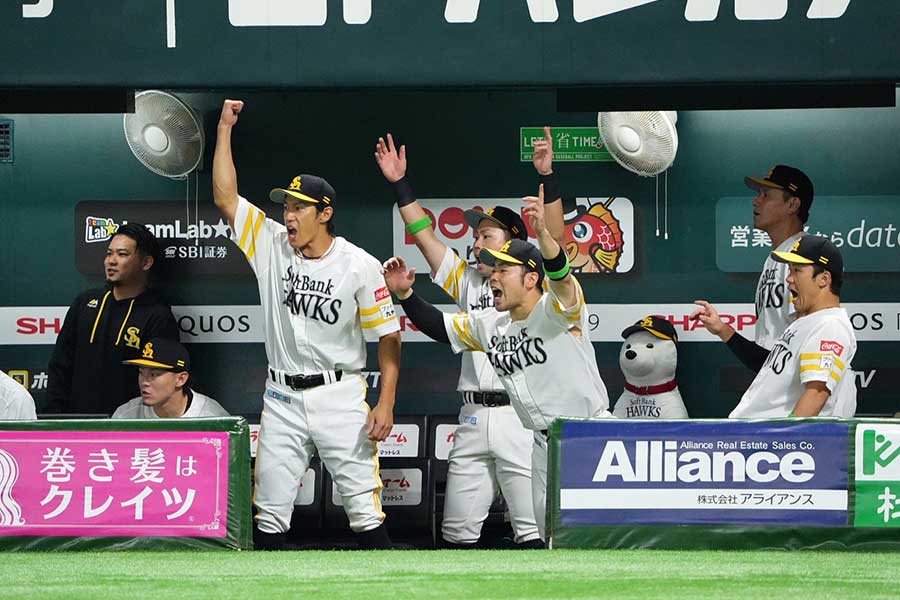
(380, 304, 396, 320)
(374, 286, 391, 302)
(818, 355, 835, 371)
(819, 340, 844, 356)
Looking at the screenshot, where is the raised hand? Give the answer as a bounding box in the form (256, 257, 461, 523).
(219, 99, 244, 127)
(382, 256, 416, 298)
(522, 183, 547, 235)
(532, 126, 554, 175)
(375, 133, 407, 183)
(691, 300, 732, 340)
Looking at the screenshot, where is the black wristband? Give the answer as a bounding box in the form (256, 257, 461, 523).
(543, 246, 568, 275)
(392, 177, 416, 208)
(539, 172, 561, 204)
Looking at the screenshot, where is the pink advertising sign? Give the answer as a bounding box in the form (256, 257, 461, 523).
(0, 431, 229, 538)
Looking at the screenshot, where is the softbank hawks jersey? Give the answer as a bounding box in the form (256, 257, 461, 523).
(754, 232, 804, 349)
(232, 196, 399, 374)
(731, 307, 857, 418)
(432, 247, 503, 393)
(443, 279, 610, 431)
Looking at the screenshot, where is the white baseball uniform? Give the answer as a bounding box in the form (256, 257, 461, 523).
(111, 390, 229, 419)
(755, 232, 804, 349)
(432, 248, 539, 545)
(731, 307, 857, 418)
(443, 278, 611, 539)
(232, 196, 400, 534)
(0, 371, 37, 420)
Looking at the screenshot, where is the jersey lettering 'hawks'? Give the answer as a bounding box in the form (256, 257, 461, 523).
(487, 329, 548, 376)
(281, 267, 342, 324)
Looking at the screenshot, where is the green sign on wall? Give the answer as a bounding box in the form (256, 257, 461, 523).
(716, 196, 900, 272)
(520, 127, 613, 162)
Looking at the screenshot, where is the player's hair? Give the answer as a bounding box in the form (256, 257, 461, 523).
(515, 265, 544, 293)
(782, 190, 813, 224)
(113, 223, 161, 268)
(812, 264, 842, 295)
(315, 204, 336, 235)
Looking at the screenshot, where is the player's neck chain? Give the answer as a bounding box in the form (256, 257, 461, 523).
(295, 237, 337, 261)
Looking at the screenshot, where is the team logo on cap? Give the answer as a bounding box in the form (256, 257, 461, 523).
(791, 239, 801, 252)
(289, 176, 302, 191)
(640, 316, 654, 328)
(500, 241, 512, 253)
(142, 342, 155, 359)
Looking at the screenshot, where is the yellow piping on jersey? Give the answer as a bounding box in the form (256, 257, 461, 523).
(452, 315, 483, 352)
(237, 206, 257, 251)
(246, 210, 266, 260)
(360, 383, 386, 522)
(114, 299, 136, 346)
(89, 291, 112, 344)
(360, 304, 386, 317)
(829, 370, 842, 382)
(800, 353, 845, 370)
(442, 259, 466, 301)
(361, 314, 396, 329)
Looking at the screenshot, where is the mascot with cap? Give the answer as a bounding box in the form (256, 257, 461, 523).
(613, 316, 689, 419)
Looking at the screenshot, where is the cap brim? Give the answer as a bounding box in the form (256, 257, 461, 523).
(480, 247, 524, 266)
(269, 188, 320, 205)
(122, 358, 176, 369)
(621, 325, 676, 341)
(744, 176, 785, 193)
(464, 209, 507, 232)
(771, 250, 815, 265)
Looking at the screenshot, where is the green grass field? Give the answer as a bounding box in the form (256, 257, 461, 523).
(0, 549, 896, 599)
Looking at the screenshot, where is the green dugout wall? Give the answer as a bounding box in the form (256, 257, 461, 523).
(1, 2, 900, 419)
(2, 90, 899, 418)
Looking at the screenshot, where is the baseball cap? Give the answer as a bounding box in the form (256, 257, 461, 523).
(622, 316, 678, 342)
(123, 338, 190, 372)
(479, 239, 544, 281)
(269, 174, 336, 207)
(464, 206, 528, 241)
(771, 235, 843, 277)
(744, 164, 814, 222)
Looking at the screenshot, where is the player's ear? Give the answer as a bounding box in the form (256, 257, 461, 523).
(141, 254, 154, 272)
(818, 270, 831, 289)
(786, 194, 801, 217)
(175, 371, 189, 388)
(319, 206, 334, 224)
(524, 270, 539, 290)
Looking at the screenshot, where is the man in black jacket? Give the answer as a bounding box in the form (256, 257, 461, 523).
(46, 223, 179, 415)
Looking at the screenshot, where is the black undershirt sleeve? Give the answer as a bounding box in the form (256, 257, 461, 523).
(725, 331, 771, 373)
(398, 292, 450, 344)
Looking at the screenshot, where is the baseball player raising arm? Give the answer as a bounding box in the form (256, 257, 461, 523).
(374, 131, 566, 548)
(729, 236, 856, 418)
(384, 183, 610, 540)
(214, 99, 401, 550)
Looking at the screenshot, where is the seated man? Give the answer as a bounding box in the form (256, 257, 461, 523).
(726, 236, 856, 418)
(113, 338, 229, 419)
(0, 370, 37, 420)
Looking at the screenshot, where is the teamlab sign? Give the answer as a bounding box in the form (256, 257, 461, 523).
(557, 421, 849, 528)
(0, 431, 229, 537)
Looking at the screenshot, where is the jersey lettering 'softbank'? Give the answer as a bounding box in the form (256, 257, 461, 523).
(487, 330, 547, 376)
(281, 267, 342, 324)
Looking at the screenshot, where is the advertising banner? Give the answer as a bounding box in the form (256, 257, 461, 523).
(558, 421, 848, 527)
(716, 196, 900, 272)
(520, 127, 613, 162)
(392, 197, 634, 275)
(0, 430, 229, 537)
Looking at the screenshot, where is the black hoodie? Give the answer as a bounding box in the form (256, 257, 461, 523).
(46, 286, 179, 415)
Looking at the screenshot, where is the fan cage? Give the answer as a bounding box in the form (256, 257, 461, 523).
(124, 90, 204, 179)
(599, 111, 678, 177)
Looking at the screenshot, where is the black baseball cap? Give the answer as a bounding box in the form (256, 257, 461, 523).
(123, 338, 190, 372)
(270, 174, 336, 207)
(771, 235, 843, 277)
(479, 240, 544, 282)
(744, 164, 814, 222)
(622, 316, 678, 343)
(464, 206, 528, 241)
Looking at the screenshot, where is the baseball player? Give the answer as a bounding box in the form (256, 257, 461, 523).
(384, 183, 611, 540)
(375, 129, 564, 548)
(0, 370, 37, 420)
(727, 236, 856, 417)
(214, 99, 401, 550)
(113, 338, 229, 419)
(46, 223, 179, 414)
(693, 166, 814, 370)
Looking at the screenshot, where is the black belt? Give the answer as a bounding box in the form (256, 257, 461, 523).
(463, 391, 510, 407)
(269, 369, 342, 391)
